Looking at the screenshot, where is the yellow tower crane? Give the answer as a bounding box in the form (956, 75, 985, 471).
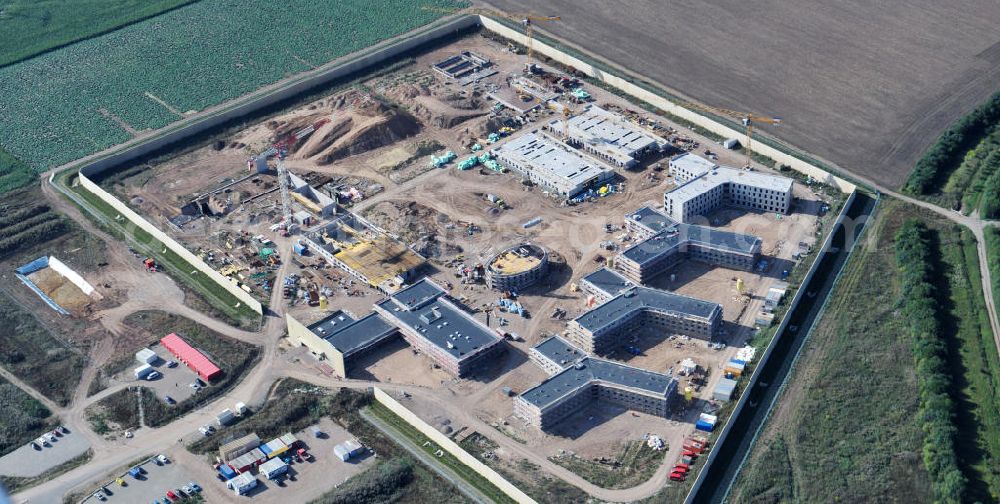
(421, 6, 560, 72)
(674, 101, 781, 169)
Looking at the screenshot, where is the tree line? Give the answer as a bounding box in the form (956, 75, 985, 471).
(905, 91, 1000, 195)
(894, 220, 967, 503)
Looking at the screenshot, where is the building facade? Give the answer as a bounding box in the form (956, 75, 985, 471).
(566, 286, 722, 354)
(616, 206, 762, 284)
(494, 130, 614, 198)
(485, 244, 549, 291)
(665, 153, 793, 223)
(373, 278, 505, 378)
(515, 338, 678, 431)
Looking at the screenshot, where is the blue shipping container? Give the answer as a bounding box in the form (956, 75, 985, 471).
(260, 444, 273, 456)
(219, 464, 237, 480)
(695, 421, 714, 432)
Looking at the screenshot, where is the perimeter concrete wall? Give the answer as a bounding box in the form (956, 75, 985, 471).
(479, 17, 856, 193)
(78, 173, 264, 314)
(373, 387, 538, 504)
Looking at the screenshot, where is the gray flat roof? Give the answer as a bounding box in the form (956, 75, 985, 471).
(667, 164, 794, 205)
(621, 207, 761, 266)
(497, 131, 613, 187)
(627, 205, 676, 233)
(574, 286, 720, 332)
(567, 105, 664, 151)
(581, 268, 635, 299)
(377, 279, 500, 360)
(309, 311, 397, 358)
(518, 356, 675, 409)
(532, 335, 586, 370)
(670, 152, 718, 176)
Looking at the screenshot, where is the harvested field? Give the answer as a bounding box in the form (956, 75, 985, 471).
(490, 0, 1000, 188)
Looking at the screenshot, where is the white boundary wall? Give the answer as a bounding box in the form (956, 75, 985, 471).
(479, 17, 856, 194)
(78, 173, 263, 314)
(373, 387, 538, 504)
(48, 256, 95, 295)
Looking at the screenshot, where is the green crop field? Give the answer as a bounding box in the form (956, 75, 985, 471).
(0, 0, 464, 172)
(0, 0, 199, 67)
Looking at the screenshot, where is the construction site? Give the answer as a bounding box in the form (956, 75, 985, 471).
(99, 29, 836, 488)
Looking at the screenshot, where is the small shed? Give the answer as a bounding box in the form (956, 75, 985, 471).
(227, 472, 258, 495)
(259, 457, 288, 480)
(724, 359, 746, 377)
(134, 364, 154, 379)
(262, 438, 288, 459)
(217, 409, 236, 426)
(279, 432, 299, 449)
(713, 377, 738, 402)
(334, 439, 365, 461)
(135, 348, 158, 365)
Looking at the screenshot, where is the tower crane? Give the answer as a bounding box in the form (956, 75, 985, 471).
(421, 6, 559, 72)
(269, 118, 330, 236)
(673, 101, 781, 168)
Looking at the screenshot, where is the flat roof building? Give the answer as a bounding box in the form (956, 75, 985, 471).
(160, 333, 222, 381)
(374, 278, 504, 378)
(665, 153, 793, 223)
(494, 130, 614, 198)
(547, 104, 666, 168)
(566, 286, 722, 354)
(579, 267, 635, 305)
(617, 206, 762, 283)
(485, 244, 549, 292)
(286, 310, 399, 378)
(301, 210, 425, 294)
(515, 336, 678, 431)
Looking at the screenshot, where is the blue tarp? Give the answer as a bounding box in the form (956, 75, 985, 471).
(15, 256, 68, 315)
(219, 464, 237, 480)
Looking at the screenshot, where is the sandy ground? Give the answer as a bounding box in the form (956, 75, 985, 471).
(27, 267, 94, 312)
(488, 0, 1000, 188)
(108, 34, 829, 464)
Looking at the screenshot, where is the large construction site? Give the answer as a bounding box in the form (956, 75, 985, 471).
(104, 31, 836, 485)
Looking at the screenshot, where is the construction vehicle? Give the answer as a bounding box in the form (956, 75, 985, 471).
(673, 101, 781, 168)
(421, 6, 559, 72)
(143, 258, 158, 272)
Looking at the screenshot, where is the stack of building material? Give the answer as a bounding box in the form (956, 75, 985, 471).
(724, 359, 746, 378)
(713, 378, 738, 402)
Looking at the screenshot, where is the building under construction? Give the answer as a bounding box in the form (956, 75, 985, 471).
(300, 210, 425, 294)
(373, 278, 505, 378)
(547, 104, 667, 169)
(494, 130, 614, 198)
(665, 153, 793, 223)
(566, 284, 722, 354)
(616, 206, 762, 284)
(515, 335, 678, 431)
(485, 244, 549, 291)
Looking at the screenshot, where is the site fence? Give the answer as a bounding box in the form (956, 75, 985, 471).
(372, 387, 538, 504)
(682, 189, 860, 503)
(478, 17, 857, 194)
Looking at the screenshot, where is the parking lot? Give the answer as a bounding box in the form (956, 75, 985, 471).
(80, 456, 200, 504)
(111, 345, 202, 405)
(0, 426, 90, 478)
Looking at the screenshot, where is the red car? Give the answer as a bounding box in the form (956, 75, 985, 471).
(166, 490, 179, 502)
(674, 463, 691, 471)
(669, 472, 686, 482)
(673, 465, 689, 474)
(682, 450, 699, 458)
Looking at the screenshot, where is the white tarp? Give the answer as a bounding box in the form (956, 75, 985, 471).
(48, 256, 95, 295)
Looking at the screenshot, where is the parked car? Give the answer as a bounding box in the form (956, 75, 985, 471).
(181, 485, 193, 495)
(146, 371, 161, 381)
(166, 490, 179, 502)
(37, 437, 49, 447)
(46, 433, 57, 442)
(188, 481, 202, 493)
(164, 395, 175, 404)
(166, 360, 178, 368)
(93, 491, 106, 501)
(672, 465, 689, 474)
(189, 383, 201, 390)
(30, 441, 40, 450)
(52, 429, 63, 437)
(59, 425, 69, 434)
(157, 454, 169, 464)
(115, 477, 126, 487)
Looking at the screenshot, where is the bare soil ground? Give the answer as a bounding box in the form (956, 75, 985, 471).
(488, 0, 1000, 188)
(113, 34, 831, 466)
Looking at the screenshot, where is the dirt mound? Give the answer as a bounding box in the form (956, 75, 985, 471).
(295, 117, 353, 159)
(315, 110, 422, 164)
(364, 200, 461, 259)
(442, 93, 482, 110)
(434, 111, 487, 129)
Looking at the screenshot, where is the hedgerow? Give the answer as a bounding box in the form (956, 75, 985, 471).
(894, 220, 967, 503)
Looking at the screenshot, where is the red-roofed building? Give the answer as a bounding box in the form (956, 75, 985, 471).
(160, 333, 222, 381)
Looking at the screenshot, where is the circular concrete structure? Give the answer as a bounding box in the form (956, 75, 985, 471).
(486, 244, 549, 291)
